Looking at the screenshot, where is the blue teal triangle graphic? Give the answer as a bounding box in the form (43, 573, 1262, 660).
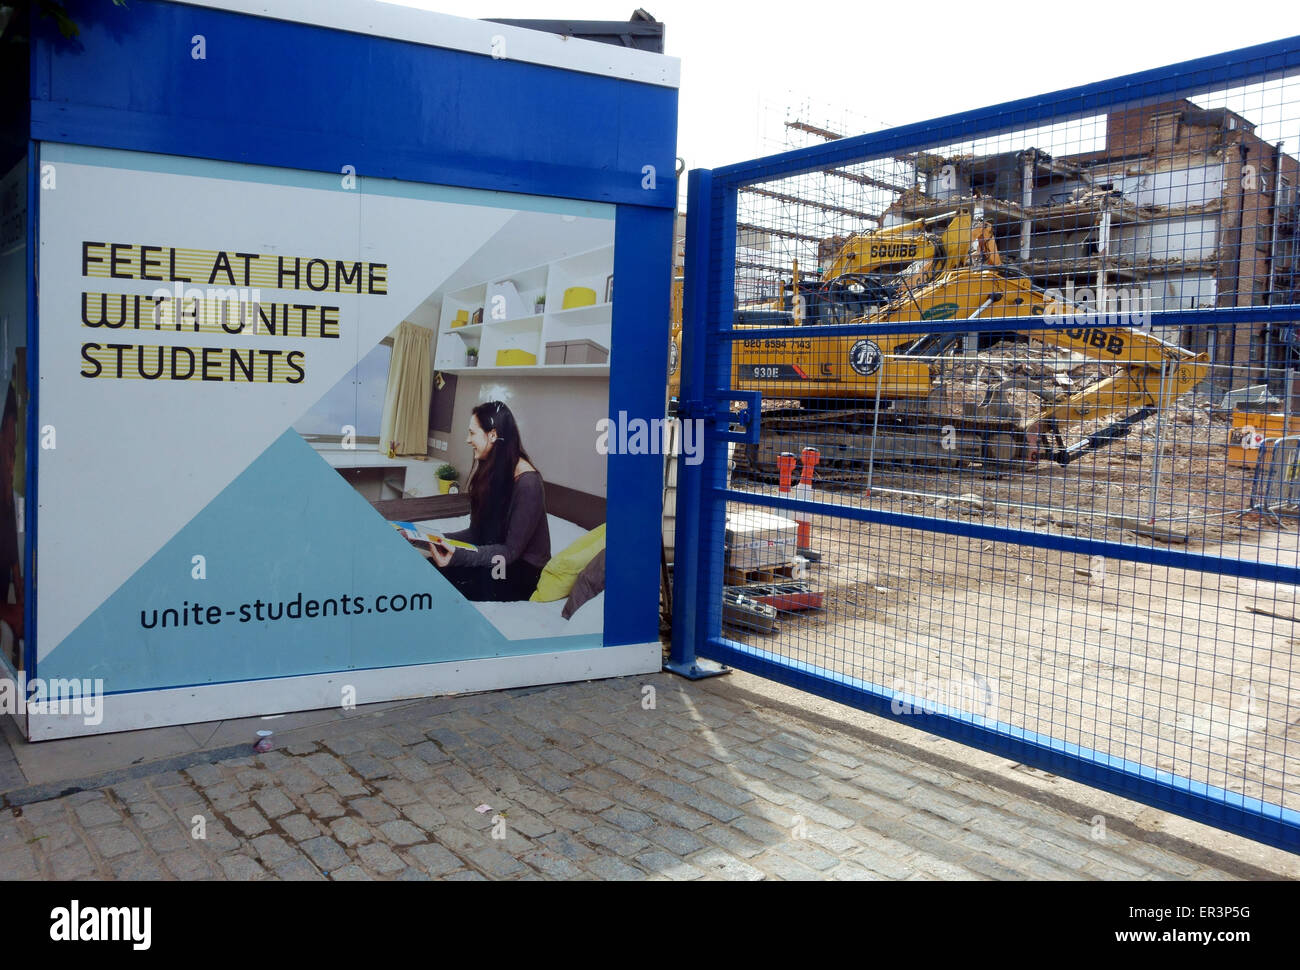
(41, 430, 598, 692)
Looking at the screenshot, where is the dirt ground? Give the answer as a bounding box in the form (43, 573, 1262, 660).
(724, 421, 1300, 813)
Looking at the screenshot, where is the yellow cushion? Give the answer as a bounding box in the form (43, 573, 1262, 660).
(531, 524, 606, 602)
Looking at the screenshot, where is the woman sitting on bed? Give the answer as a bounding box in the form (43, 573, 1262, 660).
(424, 400, 551, 602)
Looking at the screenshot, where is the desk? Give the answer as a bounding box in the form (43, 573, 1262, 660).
(310, 446, 440, 499)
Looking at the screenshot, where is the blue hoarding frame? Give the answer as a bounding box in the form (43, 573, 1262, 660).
(24, 0, 677, 709)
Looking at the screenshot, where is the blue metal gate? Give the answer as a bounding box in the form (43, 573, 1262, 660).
(672, 36, 1300, 853)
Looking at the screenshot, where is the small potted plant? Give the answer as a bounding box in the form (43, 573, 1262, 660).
(465, 346, 479, 367)
(534, 295, 546, 315)
(436, 463, 458, 494)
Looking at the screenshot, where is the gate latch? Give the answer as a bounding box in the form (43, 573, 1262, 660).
(678, 391, 762, 444)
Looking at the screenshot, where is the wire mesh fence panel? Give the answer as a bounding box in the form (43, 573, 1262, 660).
(675, 37, 1300, 851)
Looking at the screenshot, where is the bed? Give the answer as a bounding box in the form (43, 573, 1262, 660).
(372, 483, 606, 641)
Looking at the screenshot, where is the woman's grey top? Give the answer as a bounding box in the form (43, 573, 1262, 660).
(445, 470, 552, 570)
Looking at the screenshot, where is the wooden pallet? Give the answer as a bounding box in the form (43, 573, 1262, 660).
(725, 562, 797, 586)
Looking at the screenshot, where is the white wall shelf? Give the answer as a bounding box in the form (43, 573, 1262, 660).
(433, 244, 613, 373)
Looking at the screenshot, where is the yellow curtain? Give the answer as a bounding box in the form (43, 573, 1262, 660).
(379, 322, 435, 456)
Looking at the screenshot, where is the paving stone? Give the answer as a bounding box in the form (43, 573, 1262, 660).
(163, 850, 215, 880)
(374, 780, 420, 806)
(694, 777, 755, 808)
(539, 831, 597, 862)
(691, 848, 766, 881)
(0, 846, 39, 879)
(48, 844, 95, 880)
(500, 810, 553, 839)
(278, 768, 326, 795)
(273, 856, 327, 881)
(350, 797, 398, 824)
(367, 738, 404, 760)
(401, 802, 447, 832)
(521, 849, 587, 880)
(90, 825, 142, 859)
(406, 842, 465, 877)
(512, 788, 565, 816)
(300, 836, 351, 872)
(322, 736, 365, 756)
(251, 834, 298, 866)
(250, 785, 297, 816)
(235, 769, 274, 792)
(110, 854, 167, 880)
(585, 856, 646, 880)
(73, 799, 122, 827)
(145, 821, 192, 847)
(357, 841, 406, 874)
(184, 763, 226, 788)
(303, 792, 345, 819)
(203, 821, 243, 853)
(344, 752, 393, 780)
(829, 861, 887, 881)
(278, 814, 321, 842)
(396, 867, 432, 881)
(634, 850, 703, 880)
(286, 742, 319, 756)
(325, 774, 369, 798)
(411, 741, 451, 766)
(584, 824, 649, 857)
(226, 808, 271, 837)
(26, 821, 79, 851)
(329, 865, 372, 881)
(443, 869, 487, 881)
(599, 806, 655, 833)
(645, 825, 706, 856)
(218, 853, 267, 880)
(329, 817, 374, 847)
(157, 785, 207, 809)
(463, 845, 529, 878)
(205, 783, 250, 811)
(303, 753, 348, 777)
(752, 850, 823, 881)
(696, 823, 766, 860)
(392, 757, 435, 782)
(379, 820, 425, 846)
(126, 800, 172, 831)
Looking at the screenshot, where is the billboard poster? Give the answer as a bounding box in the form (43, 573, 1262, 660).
(36, 144, 614, 695)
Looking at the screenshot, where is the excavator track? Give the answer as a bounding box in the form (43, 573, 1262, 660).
(736, 403, 1040, 482)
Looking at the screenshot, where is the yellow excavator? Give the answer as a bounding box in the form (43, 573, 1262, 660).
(736, 265, 1209, 476)
(669, 219, 1210, 478)
(668, 208, 995, 390)
(812, 209, 1002, 323)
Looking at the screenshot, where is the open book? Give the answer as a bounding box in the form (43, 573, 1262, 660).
(391, 521, 478, 552)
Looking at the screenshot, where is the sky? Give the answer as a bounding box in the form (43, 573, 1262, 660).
(388, 0, 1300, 173)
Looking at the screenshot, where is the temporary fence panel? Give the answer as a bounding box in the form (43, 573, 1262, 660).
(673, 35, 1300, 852)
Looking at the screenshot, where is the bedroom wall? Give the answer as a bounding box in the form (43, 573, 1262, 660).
(431, 375, 608, 499)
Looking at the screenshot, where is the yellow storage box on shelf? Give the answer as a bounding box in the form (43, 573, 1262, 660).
(562, 286, 596, 309)
(495, 349, 537, 366)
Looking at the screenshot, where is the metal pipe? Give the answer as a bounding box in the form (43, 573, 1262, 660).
(865, 355, 886, 494)
(1267, 141, 1284, 303)
(1020, 151, 1035, 262)
(1148, 357, 1170, 523)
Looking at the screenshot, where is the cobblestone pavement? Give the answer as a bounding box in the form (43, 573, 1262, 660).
(0, 672, 1292, 881)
